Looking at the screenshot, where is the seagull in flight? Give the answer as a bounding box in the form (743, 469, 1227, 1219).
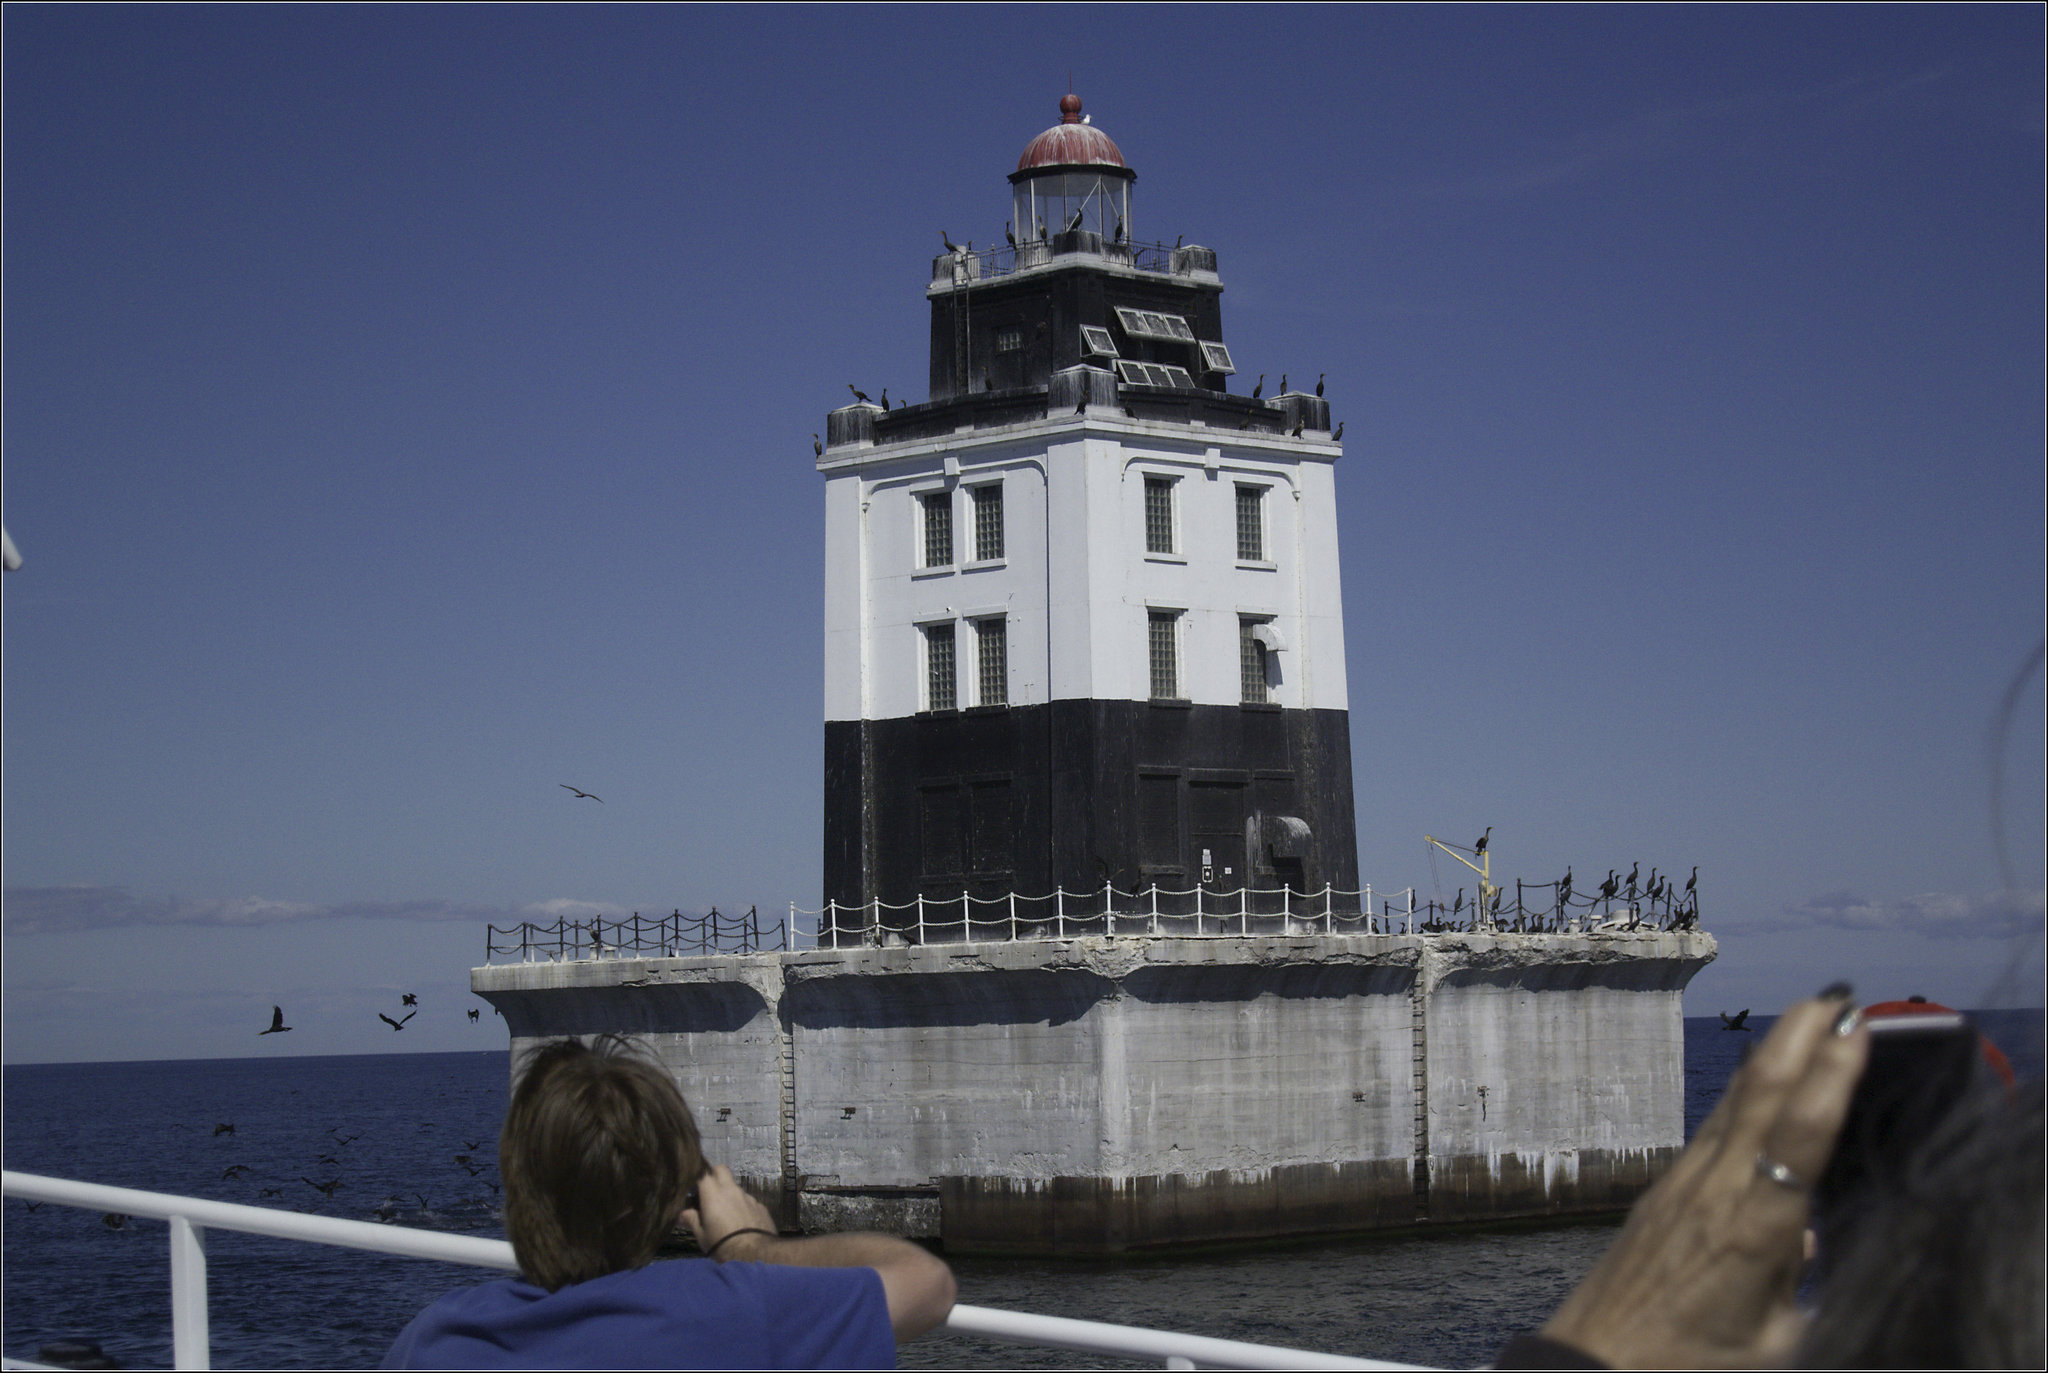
(378, 1011, 416, 1032)
(258, 1006, 291, 1035)
(560, 785, 603, 803)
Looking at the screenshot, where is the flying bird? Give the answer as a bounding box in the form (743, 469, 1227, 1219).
(1250, 374, 1264, 400)
(1720, 1010, 1752, 1032)
(102, 1213, 129, 1231)
(330, 1131, 360, 1147)
(1315, 373, 1325, 397)
(259, 1188, 282, 1199)
(464, 1140, 482, 1151)
(401, 994, 417, 1007)
(1474, 826, 1492, 856)
(467, 1008, 480, 1023)
(258, 1006, 291, 1035)
(847, 384, 871, 405)
(303, 1177, 343, 1198)
(214, 1123, 235, 1137)
(317, 1154, 341, 1167)
(560, 785, 603, 803)
(378, 1011, 416, 1032)
(222, 1165, 252, 1180)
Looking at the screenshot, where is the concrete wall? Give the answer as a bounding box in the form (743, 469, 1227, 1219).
(474, 930, 1713, 1253)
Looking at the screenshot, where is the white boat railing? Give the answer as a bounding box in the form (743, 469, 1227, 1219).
(2, 1170, 1417, 1371)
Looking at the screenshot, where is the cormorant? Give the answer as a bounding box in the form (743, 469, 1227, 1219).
(1113, 218, 1125, 243)
(303, 1177, 343, 1198)
(812, 434, 822, 458)
(1331, 421, 1344, 441)
(1251, 374, 1265, 400)
(941, 231, 959, 253)
(847, 384, 871, 404)
(1291, 419, 1305, 437)
(1279, 373, 1288, 393)
(467, 1008, 480, 1023)
(1720, 1009, 1752, 1031)
(560, 784, 603, 803)
(1174, 233, 1183, 249)
(1474, 826, 1492, 856)
(880, 387, 889, 410)
(1066, 208, 1085, 233)
(1685, 866, 1697, 895)
(258, 1006, 291, 1035)
(378, 1011, 416, 1032)
(1005, 221, 1017, 249)
(1315, 373, 1325, 397)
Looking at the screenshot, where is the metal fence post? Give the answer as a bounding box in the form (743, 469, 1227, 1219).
(1008, 891, 1017, 942)
(916, 893, 925, 945)
(1056, 888, 1065, 939)
(169, 1213, 210, 1370)
(962, 890, 970, 943)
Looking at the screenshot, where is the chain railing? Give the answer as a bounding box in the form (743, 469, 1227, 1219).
(483, 907, 785, 964)
(481, 879, 1703, 964)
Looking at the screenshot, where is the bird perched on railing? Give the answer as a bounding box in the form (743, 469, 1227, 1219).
(1005, 221, 1017, 249)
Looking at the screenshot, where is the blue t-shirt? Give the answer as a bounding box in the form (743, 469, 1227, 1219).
(382, 1258, 895, 1369)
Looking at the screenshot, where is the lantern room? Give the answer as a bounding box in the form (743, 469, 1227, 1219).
(1009, 94, 1135, 244)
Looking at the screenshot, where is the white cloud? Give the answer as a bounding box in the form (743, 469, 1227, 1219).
(1768, 888, 2046, 939)
(0, 885, 628, 935)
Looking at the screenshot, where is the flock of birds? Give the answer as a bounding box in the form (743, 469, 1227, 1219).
(1417, 849, 1704, 937)
(69, 1122, 507, 1234)
(256, 991, 493, 1040)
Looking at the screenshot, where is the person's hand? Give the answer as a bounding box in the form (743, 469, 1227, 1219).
(679, 1164, 776, 1257)
(1539, 993, 1870, 1368)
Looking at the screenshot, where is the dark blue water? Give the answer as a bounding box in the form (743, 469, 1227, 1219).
(6, 1014, 2040, 1369)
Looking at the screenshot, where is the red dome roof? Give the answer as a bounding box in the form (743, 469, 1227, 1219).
(1016, 94, 1130, 174)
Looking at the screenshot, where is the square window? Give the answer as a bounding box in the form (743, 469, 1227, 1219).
(976, 618, 1007, 706)
(1235, 485, 1264, 562)
(972, 484, 1004, 561)
(997, 328, 1023, 353)
(1148, 611, 1180, 700)
(1240, 619, 1271, 704)
(1144, 476, 1175, 555)
(921, 491, 953, 568)
(1199, 341, 1236, 374)
(1080, 325, 1118, 357)
(924, 623, 956, 711)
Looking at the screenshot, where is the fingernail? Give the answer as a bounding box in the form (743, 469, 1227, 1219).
(1833, 1005, 1863, 1038)
(1818, 981, 1854, 1001)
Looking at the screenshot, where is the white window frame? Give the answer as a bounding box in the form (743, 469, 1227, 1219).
(919, 489, 954, 570)
(1234, 483, 1268, 564)
(973, 616, 1008, 707)
(921, 619, 958, 712)
(1146, 608, 1183, 702)
(1142, 474, 1179, 557)
(969, 482, 1005, 565)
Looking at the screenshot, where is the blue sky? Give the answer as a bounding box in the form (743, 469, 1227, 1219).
(5, 5, 2042, 1064)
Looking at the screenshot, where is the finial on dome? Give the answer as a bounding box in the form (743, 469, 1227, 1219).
(1059, 93, 1083, 124)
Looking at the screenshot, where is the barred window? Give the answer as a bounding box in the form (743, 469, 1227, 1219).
(972, 484, 1004, 561)
(1144, 476, 1174, 555)
(1240, 618, 1271, 704)
(996, 328, 1023, 353)
(1235, 485, 1264, 562)
(976, 617, 1007, 706)
(924, 623, 956, 711)
(1148, 611, 1180, 700)
(922, 491, 952, 568)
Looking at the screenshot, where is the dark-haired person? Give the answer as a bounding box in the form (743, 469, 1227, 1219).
(383, 1038, 955, 1369)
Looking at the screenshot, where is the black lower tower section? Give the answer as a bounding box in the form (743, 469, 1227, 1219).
(823, 704, 1357, 944)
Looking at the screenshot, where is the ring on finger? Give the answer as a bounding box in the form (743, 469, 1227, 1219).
(1755, 1151, 1810, 1191)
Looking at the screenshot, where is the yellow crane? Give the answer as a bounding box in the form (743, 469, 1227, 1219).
(1425, 828, 1497, 929)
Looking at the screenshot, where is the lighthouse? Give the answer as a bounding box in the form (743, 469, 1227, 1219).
(819, 94, 1358, 942)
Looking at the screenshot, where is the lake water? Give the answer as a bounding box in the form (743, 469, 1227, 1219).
(5, 1012, 2039, 1369)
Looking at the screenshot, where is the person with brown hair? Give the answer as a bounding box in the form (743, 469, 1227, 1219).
(384, 1037, 955, 1369)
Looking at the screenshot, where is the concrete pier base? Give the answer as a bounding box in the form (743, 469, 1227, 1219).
(473, 930, 1713, 1253)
